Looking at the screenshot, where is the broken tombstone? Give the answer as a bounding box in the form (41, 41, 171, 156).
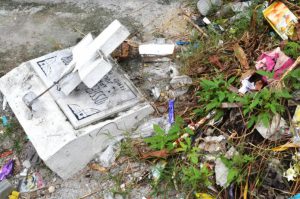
(139, 38, 175, 62)
(0, 20, 154, 179)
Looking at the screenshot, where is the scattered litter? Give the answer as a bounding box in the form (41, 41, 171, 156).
(216, 1, 252, 17)
(151, 160, 167, 184)
(233, 43, 249, 70)
(255, 47, 294, 79)
(176, 41, 190, 46)
(292, 105, 300, 128)
(215, 158, 228, 188)
(0, 151, 13, 159)
(133, 117, 168, 138)
(48, 186, 55, 194)
(199, 135, 226, 153)
(263, 1, 298, 40)
(19, 172, 44, 193)
(0, 160, 14, 181)
(230, 1, 252, 13)
(1, 116, 8, 127)
(151, 87, 161, 100)
(139, 40, 175, 56)
(19, 168, 28, 177)
(290, 193, 300, 199)
(22, 160, 31, 169)
(256, 114, 289, 141)
(170, 75, 193, 89)
(225, 147, 238, 159)
(99, 144, 120, 168)
(0, 179, 13, 199)
(272, 142, 300, 152)
(195, 192, 214, 199)
(89, 163, 107, 173)
(8, 191, 20, 199)
(208, 55, 224, 70)
(168, 99, 175, 125)
(202, 17, 224, 33)
(2, 96, 7, 111)
(197, 0, 223, 16)
(169, 66, 180, 78)
(170, 75, 192, 97)
(238, 76, 256, 94)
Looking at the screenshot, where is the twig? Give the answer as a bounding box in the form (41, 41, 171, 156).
(182, 14, 208, 38)
(79, 191, 98, 199)
(279, 56, 300, 82)
(73, 27, 86, 37)
(282, 0, 300, 10)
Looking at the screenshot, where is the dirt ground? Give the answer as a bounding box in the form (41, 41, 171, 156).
(0, 0, 187, 198)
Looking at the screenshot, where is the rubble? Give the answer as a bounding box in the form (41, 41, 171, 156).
(98, 144, 120, 168)
(0, 0, 300, 198)
(0, 179, 13, 199)
(256, 114, 289, 141)
(199, 135, 226, 153)
(214, 158, 228, 188)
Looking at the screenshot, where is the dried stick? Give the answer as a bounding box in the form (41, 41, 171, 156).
(182, 14, 208, 38)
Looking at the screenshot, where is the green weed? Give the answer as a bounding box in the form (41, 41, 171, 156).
(283, 41, 300, 60)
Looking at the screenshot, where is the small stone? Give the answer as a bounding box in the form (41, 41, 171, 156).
(22, 160, 31, 169)
(48, 186, 55, 193)
(99, 144, 120, 168)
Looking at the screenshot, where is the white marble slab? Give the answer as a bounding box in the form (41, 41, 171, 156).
(30, 49, 142, 129)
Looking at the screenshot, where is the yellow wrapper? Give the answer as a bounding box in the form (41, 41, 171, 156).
(263, 1, 298, 40)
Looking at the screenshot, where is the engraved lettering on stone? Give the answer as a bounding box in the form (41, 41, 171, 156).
(68, 104, 100, 120)
(61, 55, 73, 66)
(37, 56, 57, 76)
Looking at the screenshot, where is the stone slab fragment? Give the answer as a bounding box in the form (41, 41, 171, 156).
(0, 63, 154, 179)
(58, 20, 130, 95)
(30, 49, 142, 129)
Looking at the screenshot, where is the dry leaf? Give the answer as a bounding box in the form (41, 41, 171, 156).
(89, 163, 107, 173)
(209, 55, 224, 69)
(140, 149, 169, 159)
(272, 143, 300, 152)
(234, 43, 249, 70)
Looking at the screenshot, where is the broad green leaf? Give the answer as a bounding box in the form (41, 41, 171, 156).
(256, 70, 274, 78)
(247, 115, 257, 129)
(206, 100, 220, 111)
(153, 124, 165, 134)
(258, 112, 270, 127)
(228, 76, 236, 84)
(249, 98, 260, 109)
(227, 168, 239, 185)
(200, 79, 218, 88)
(218, 91, 226, 102)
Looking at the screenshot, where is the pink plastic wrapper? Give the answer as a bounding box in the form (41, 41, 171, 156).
(0, 160, 14, 181)
(255, 47, 294, 80)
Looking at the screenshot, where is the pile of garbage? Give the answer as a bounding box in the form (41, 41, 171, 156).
(130, 0, 300, 198)
(0, 0, 300, 198)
